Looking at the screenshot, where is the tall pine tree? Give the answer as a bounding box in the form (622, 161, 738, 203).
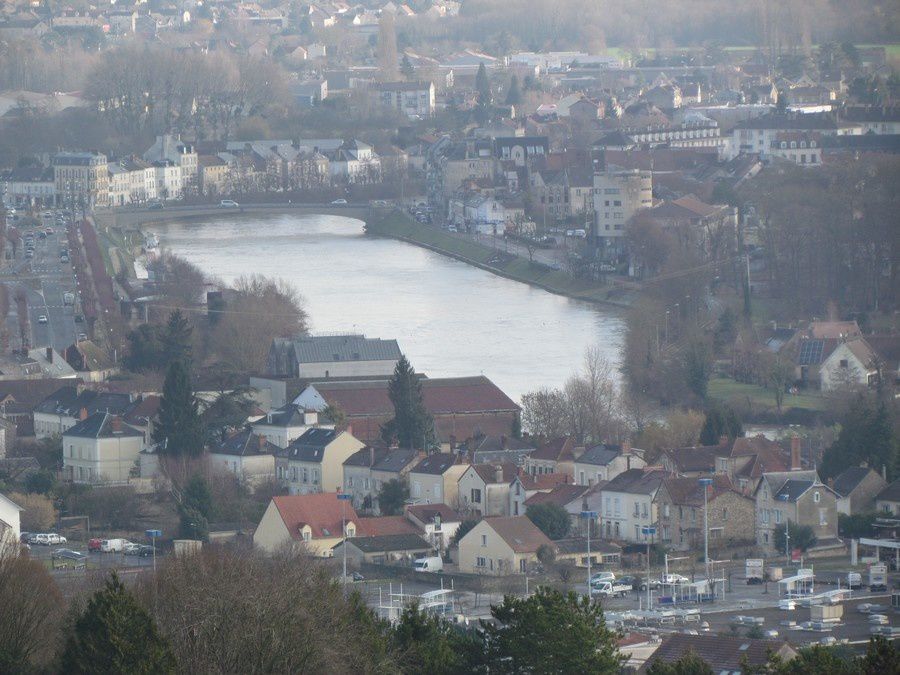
(505, 75, 522, 106)
(381, 355, 434, 449)
(475, 62, 492, 124)
(61, 573, 175, 674)
(154, 360, 204, 456)
(160, 310, 193, 367)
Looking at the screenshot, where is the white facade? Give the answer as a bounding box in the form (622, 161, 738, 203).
(0, 493, 22, 548)
(209, 451, 275, 484)
(62, 432, 143, 484)
(593, 169, 652, 240)
(599, 487, 659, 543)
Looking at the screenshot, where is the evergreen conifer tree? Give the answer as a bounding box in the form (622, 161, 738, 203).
(154, 360, 204, 456)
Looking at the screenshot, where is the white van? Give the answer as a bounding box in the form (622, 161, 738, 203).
(412, 556, 443, 573)
(100, 538, 128, 553)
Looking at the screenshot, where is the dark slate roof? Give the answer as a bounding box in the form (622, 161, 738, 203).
(646, 634, 795, 672)
(774, 478, 814, 502)
(593, 130, 635, 147)
(64, 412, 142, 439)
(212, 428, 279, 457)
(410, 453, 458, 475)
(34, 386, 133, 417)
(831, 466, 875, 498)
(876, 479, 900, 503)
(603, 468, 666, 495)
(343, 533, 431, 553)
(372, 448, 419, 473)
(283, 335, 401, 364)
(279, 428, 338, 461)
(577, 444, 621, 466)
(343, 446, 386, 468)
(256, 404, 310, 427)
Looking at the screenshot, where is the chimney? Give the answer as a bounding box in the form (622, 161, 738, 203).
(719, 435, 728, 446)
(46, 346, 53, 363)
(79, 407, 88, 421)
(790, 435, 801, 470)
(111, 415, 122, 434)
(258, 434, 267, 450)
(622, 439, 631, 454)
(827, 477, 834, 489)
(344, 423, 353, 437)
(494, 464, 503, 483)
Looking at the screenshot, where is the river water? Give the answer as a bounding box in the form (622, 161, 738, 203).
(155, 213, 624, 401)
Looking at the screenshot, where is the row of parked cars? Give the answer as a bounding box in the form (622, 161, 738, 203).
(22, 532, 67, 546)
(88, 538, 155, 556)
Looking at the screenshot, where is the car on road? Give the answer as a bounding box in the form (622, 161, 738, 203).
(24, 251, 33, 259)
(219, 199, 240, 208)
(60, 254, 69, 262)
(147, 202, 165, 210)
(38, 231, 46, 239)
(330, 198, 348, 205)
(74, 314, 84, 323)
(37, 315, 48, 324)
(45, 227, 54, 234)
(77, 333, 87, 341)
(52, 548, 87, 562)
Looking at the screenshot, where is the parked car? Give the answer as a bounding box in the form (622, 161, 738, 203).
(88, 538, 103, 552)
(52, 548, 86, 562)
(137, 545, 156, 557)
(37, 315, 48, 324)
(660, 574, 689, 585)
(19, 531, 31, 543)
(60, 254, 69, 263)
(219, 200, 239, 208)
(47, 533, 66, 545)
(330, 198, 348, 205)
(617, 575, 647, 591)
(351, 572, 365, 581)
(589, 572, 616, 585)
(124, 542, 142, 555)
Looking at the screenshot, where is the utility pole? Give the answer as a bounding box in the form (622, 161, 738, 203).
(699, 478, 713, 581)
(581, 510, 597, 600)
(337, 493, 352, 587)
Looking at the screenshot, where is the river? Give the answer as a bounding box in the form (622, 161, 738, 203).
(155, 213, 624, 401)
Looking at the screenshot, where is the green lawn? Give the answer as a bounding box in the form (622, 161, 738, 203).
(708, 377, 827, 412)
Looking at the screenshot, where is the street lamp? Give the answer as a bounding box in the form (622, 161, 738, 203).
(699, 478, 713, 582)
(337, 492, 352, 587)
(145, 529, 161, 575)
(641, 526, 656, 609)
(581, 510, 598, 599)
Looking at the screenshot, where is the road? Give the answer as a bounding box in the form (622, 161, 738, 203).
(4, 210, 82, 352)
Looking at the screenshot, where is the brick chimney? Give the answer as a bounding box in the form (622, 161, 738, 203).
(790, 435, 801, 470)
(622, 439, 631, 454)
(111, 415, 122, 434)
(719, 435, 728, 446)
(79, 407, 88, 421)
(258, 434, 267, 450)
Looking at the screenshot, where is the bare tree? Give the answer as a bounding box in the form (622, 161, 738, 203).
(377, 13, 399, 81)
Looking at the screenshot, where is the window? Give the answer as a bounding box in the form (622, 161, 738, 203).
(520, 559, 527, 573)
(814, 491, 820, 503)
(412, 481, 421, 498)
(347, 476, 353, 487)
(302, 531, 310, 542)
(663, 504, 670, 518)
(291, 467, 298, 481)
(642, 503, 648, 519)
(634, 503, 640, 517)
(839, 359, 848, 368)
(775, 509, 782, 524)
(722, 508, 728, 521)
(579, 471, 585, 484)
(476, 556, 486, 568)
(471, 488, 482, 504)
(302, 468, 308, 483)
(605, 497, 611, 515)
(363, 478, 369, 490)
(819, 508, 827, 526)
(481, 534, 487, 547)
(614, 497, 621, 517)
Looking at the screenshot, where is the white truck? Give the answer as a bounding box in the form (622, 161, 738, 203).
(868, 563, 887, 592)
(592, 581, 632, 598)
(746, 558, 764, 584)
(412, 556, 443, 573)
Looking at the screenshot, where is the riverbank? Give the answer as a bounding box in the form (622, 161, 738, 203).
(365, 211, 634, 308)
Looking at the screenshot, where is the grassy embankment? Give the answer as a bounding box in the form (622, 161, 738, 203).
(365, 212, 633, 307)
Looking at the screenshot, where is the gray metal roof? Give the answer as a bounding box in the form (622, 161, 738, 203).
(775, 479, 814, 502)
(279, 428, 338, 462)
(64, 412, 143, 440)
(577, 444, 621, 466)
(286, 335, 401, 364)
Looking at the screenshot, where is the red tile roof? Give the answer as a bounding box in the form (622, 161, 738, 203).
(272, 493, 359, 540)
(312, 376, 519, 417)
(471, 462, 518, 485)
(357, 516, 422, 537)
(524, 483, 590, 508)
(530, 436, 576, 462)
(519, 472, 570, 491)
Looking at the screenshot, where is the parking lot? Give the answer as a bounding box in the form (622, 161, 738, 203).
(26, 539, 161, 574)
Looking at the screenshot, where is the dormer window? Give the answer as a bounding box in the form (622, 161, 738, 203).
(810, 141, 817, 148)
(814, 491, 820, 503)
(780, 141, 787, 149)
(790, 141, 797, 149)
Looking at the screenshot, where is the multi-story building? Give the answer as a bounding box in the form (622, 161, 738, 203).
(52, 152, 109, 208)
(197, 155, 230, 195)
(599, 468, 667, 543)
(143, 134, 198, 194)
(768, 132, 823, 166)
(407, 453, 468, 507)
(593, 168, 652, 252)
(107, 158, 155, 206)
(438, 140, 495, 198)
(372, 81, 435, 119)
(457, 463, 517, 517)
(727, 112, 844, 161)
(656, 475, 755, 551)
(266, 334, 402, 379)
(0, 167, 55, 208)
(151, 160, 183, 200)
(754, 470, 839, 550)
(62, 412, 144, 484)
(275, 428, 365, 495)
(573, 443, 645, 487)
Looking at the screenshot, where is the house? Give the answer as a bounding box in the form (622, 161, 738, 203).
(524, 482, 596, 531)
(343, 446, 388, 512)
(714, 435, 793, 496)
(554, 537, 621, 568)
(457, 516, 553, 574)
(332, 533, 433, 564)
(782, 320, 878, 390)
(599, 468, 667, 543)
(275, 428, 365, 495)
(875, 479, 900, 517)
(254, 493, 360, 556)
(251, 404, 326, 449)
(33, 386, 140, 439)
(266, 334, 401, 379)
(831, 466, 887, 516)
(769, 132, 823, 166)
(457, 463, 517, 516)
(63, 340, 117, 382)
(62, 412, 144, 484)
(754, 470, 839, 550)
(0, 167, 55, 208)
(208, 428, 277, 485)
(0, 492, 22, 550)
(407, 453, 468, 507)
(656, 475, 756, 551)
(525, 436, 578, 476)
(327, 140, 381, 184)
(371, 448, 421, 501)
(294, 376, 520, 444)
(52, 152, 109, 208)
(198, 155, 230, 195)
(405, 503, 461, 552)
(642, 634, 797, 673)
(574, 443, 645, 486)
(465, 434, 535, 466)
